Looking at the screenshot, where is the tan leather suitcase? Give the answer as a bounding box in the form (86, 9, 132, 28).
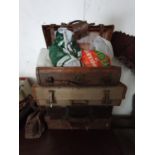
(32, 82, 127, 107)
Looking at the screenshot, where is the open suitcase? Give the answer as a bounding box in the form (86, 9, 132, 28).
(32, 20, 127, 130)
(37, 20, 120, 86)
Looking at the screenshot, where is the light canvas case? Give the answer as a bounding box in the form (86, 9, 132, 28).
(32, 82, 127, 107)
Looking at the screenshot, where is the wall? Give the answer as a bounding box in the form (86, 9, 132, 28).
(19, 0, 135, 115)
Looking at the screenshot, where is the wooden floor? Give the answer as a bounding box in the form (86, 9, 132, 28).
(20, 128, 135, 155)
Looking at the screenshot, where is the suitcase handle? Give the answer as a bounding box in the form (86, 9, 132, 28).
(68, 20, 95, 26)
(71, 100, 89, 106)
(61, 20, 86, 26)
(48, 90, 56, 107)
(68, 20, 86, 25)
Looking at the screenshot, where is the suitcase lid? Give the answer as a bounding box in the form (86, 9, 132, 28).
(42, 20, 114, 47)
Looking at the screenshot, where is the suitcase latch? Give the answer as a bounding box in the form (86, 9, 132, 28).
(103, 90, 111, 105)
(48, 90, 56, 107)
(46, 77, 54, 84)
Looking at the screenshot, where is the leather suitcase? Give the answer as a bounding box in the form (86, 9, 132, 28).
(32, 82, 127, 107)
(44, 106, 112, 129)
(36, 21, 121, 86)
(36, 66, 121, 86)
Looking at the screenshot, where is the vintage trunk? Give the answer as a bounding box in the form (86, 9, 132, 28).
(45, 106, 112, 119)
(44, 106, 112, 129)
(36, 21, 119, 86)
(32, 82, 127, 107)
(37, 66, 121, 86)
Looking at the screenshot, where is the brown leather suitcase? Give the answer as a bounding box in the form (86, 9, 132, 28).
(32, 82, 127, 107)
(45, 106, 112, 119)
(37, 20, 121, 86)
(44, 106, 112, 129)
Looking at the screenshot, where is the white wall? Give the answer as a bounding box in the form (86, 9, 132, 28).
(19, 0, 135, 115)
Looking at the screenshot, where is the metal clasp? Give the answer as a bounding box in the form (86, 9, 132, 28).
(48, 90, 56, 107)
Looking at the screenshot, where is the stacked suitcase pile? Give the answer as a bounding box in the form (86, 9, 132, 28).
(32, 21, 127, 130)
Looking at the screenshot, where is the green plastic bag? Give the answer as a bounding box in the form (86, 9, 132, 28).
(48, 28, 81, 67)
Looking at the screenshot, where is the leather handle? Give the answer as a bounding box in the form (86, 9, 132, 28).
(61, 21, 95, 26)
(71, 100, 89, 106)
(68, 20, 95, 26)
(61, 20, 84, 26)
(68, 20, 86, 25)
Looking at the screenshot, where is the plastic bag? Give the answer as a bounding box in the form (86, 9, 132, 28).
(95, 50, 111, 67)
(49, 28, 81, 67)
(78, 34, 114, 59)
(93, 36, 114, 59)
(81, 50, 111, 67)
(37, 48, 53, 67)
